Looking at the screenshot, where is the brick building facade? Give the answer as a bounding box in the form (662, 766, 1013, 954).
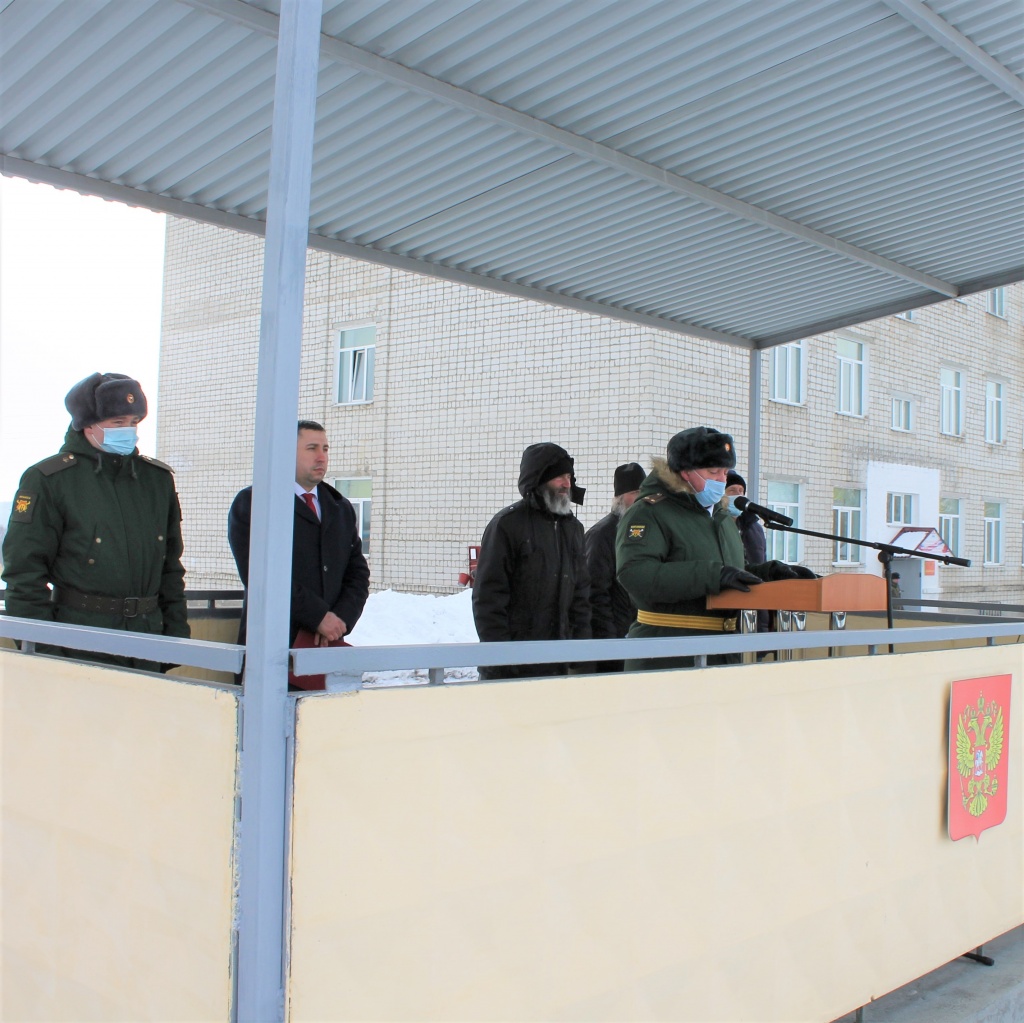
(159, 218, 1023, 602)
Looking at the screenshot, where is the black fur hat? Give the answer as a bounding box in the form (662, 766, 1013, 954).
(65, 373, 148, 431)
(613, 462, 646, 495)
(666, 427, 736, 472)
(726, 470, 746, 491)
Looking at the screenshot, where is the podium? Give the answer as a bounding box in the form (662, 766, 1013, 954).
(707, 574, 887, 659)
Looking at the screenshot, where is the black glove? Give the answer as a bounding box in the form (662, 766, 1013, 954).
(789, 565, 818, 579)
(749, 561, 819, 581)
(719, 565, 763, 593)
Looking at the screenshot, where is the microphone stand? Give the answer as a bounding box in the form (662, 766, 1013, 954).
(760, 520, 970, 652)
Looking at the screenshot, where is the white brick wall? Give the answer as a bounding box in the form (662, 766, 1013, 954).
(159, 218, 1024, 602)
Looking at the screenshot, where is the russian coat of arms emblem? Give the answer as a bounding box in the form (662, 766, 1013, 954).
(948, 675, 1012, 841)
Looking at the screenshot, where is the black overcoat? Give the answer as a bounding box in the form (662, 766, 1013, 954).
(228, 482, 370, 645)
(584, 511, 637, 639)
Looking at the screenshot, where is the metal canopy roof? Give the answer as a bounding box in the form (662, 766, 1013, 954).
(2, 0, 1022, 348)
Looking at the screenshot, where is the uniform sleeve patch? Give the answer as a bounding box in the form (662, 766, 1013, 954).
(12, 491, 36, 522)
(627, 524, 646, 540)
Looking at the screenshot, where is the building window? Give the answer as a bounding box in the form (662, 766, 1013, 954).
(940, 368, 963, 436)
(891, 396, 912, 432)
(766, 481, 800, 563)
(336, 478, 372, 554)
(939, 498, 961, 557)
(832, 488, 863, 564)
(895, 309, 915, 321)
(836, 337, 865, 416)
(769, 340, 804, 405)
(985, 381, 1005, 443)
(886, 492, 915, 526)
(987, 288, 1006, 318)
(983, 502, 1003, 565)
(336, 326, 376, 405)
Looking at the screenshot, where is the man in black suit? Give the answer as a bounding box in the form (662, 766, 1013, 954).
(228, 420, 370, 649)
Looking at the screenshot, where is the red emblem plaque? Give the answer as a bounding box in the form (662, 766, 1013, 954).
(949, 674, 1012, 842)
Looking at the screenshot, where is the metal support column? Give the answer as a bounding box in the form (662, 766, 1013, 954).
(747, 346, 762, 499)
(235, 2, 321, 1020)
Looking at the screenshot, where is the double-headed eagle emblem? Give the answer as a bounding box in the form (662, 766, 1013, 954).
(955, 694, 1005, 817)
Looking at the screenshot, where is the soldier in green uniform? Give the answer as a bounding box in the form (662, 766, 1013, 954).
(1, 372, 189, 669)
(616, 426, 812, 670)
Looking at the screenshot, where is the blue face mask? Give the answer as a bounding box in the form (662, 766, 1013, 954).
(725, 496, 743, 518)
(98, 426, 138, 455)
(692, 475, 725, 508)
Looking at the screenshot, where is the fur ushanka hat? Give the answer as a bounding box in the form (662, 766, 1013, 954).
(65, 373, 148, 431)
(666, 426, 736, 472)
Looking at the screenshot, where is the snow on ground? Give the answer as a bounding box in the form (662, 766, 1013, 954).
(346, 588, 479, 685)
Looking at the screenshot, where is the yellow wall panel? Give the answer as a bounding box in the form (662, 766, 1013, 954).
(290, 646, 1023, 1022)
(0, 652, 238, 1021)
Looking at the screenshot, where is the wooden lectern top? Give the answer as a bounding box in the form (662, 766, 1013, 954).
(707, 573, 887, 613)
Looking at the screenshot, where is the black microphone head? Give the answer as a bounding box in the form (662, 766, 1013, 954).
(733, 495, 751, 510)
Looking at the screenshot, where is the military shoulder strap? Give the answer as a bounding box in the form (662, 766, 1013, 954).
(36, 452, 82, 476)
(138, 454, 175, 473)
(643, 492, 666, 504)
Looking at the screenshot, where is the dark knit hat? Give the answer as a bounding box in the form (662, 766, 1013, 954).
(65, 372, 148, 431)
(613, 462, 646, 496)
(537, 454, 574, 487)
(666, 427, 736, 472)
(725, 470, 746, 492)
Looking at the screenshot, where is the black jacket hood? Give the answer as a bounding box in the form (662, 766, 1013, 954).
(517, 442, 585, 505)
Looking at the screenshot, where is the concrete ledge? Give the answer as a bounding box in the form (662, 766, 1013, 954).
(831, 926, 1024, 1023)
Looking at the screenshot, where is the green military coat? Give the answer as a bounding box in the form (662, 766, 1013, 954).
(2, 428, 189, 645)
(616, 458, 745, 641)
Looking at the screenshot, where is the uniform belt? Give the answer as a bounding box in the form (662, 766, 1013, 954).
(636, 609, 737, 632)
(53, 587, 159, 618)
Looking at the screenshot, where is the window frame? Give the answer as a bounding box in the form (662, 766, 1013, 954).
(766, 481, 801, 563)
(886, 492, 915, 527)
(987, 288, 1006, 319)
(835, 336, 866, 417)
(983, 502, 1003, 566)
(831, 488, 863, 565)
(890, 395, 913, 432)
(938, 498, 962, 558)
(985, 380, 1005, 444)
(939, 367, 964, 436)
(769, 340, 805, 406)
(334, 476, 373, 555)
(335, 324, 377, 406)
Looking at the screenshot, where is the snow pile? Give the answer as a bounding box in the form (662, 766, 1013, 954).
(346, 588, 479, 685)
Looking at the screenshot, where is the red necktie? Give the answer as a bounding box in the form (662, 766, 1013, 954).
(301, 492, 319, 519)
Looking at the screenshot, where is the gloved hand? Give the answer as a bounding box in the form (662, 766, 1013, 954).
(789, 565, 818, 579)
(719, 565, 763, 593)
(751, 560, 817, 581)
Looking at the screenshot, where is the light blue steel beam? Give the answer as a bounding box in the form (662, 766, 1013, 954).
(234, 1, 321, 1021)
(0, 615, 243, 672)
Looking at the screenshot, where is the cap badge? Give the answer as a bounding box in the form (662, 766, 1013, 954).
(126, 393, 135, 404)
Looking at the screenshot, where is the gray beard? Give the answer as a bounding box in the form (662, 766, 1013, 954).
(541, 489, 572, 516)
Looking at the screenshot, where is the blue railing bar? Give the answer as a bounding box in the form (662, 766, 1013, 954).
(290, 620, 1024, 676)
(0, 616, 245, 672)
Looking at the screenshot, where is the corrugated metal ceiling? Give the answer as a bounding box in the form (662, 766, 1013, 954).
(1, 0, 1021, 347)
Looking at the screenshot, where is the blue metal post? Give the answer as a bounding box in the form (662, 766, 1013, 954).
(235, 2, 321, 1020)
(747, 346, 762, 500)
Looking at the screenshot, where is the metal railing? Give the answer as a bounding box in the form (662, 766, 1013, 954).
(2, 592, 1023, 684)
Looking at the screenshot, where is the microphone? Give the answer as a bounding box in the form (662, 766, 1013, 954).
(733, 496, 793, 527)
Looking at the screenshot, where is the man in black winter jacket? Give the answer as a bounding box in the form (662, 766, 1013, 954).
(473, 442, 591, 680)
(584, 462, 646, 671)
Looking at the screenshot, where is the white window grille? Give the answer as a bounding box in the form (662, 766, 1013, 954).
(832, 488, 863, 564)
(336, 326, 376, 405)
(766, 481, 800, 562)
(987, 288, 1006, 318)
(985, 381, 1005, 443)
(939, 498, 961, 557)
(940, 368, 963, 436)
(886, 492, 915, 526)
(984, 502, 1003, 565)
(770, 341, 804, 404)
(335, 478, 372, 554)
(836, 338, 865, 416)
(891, 397, 912, 432)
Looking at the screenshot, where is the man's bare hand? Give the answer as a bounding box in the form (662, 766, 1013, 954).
(315, 612, 347, 644)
